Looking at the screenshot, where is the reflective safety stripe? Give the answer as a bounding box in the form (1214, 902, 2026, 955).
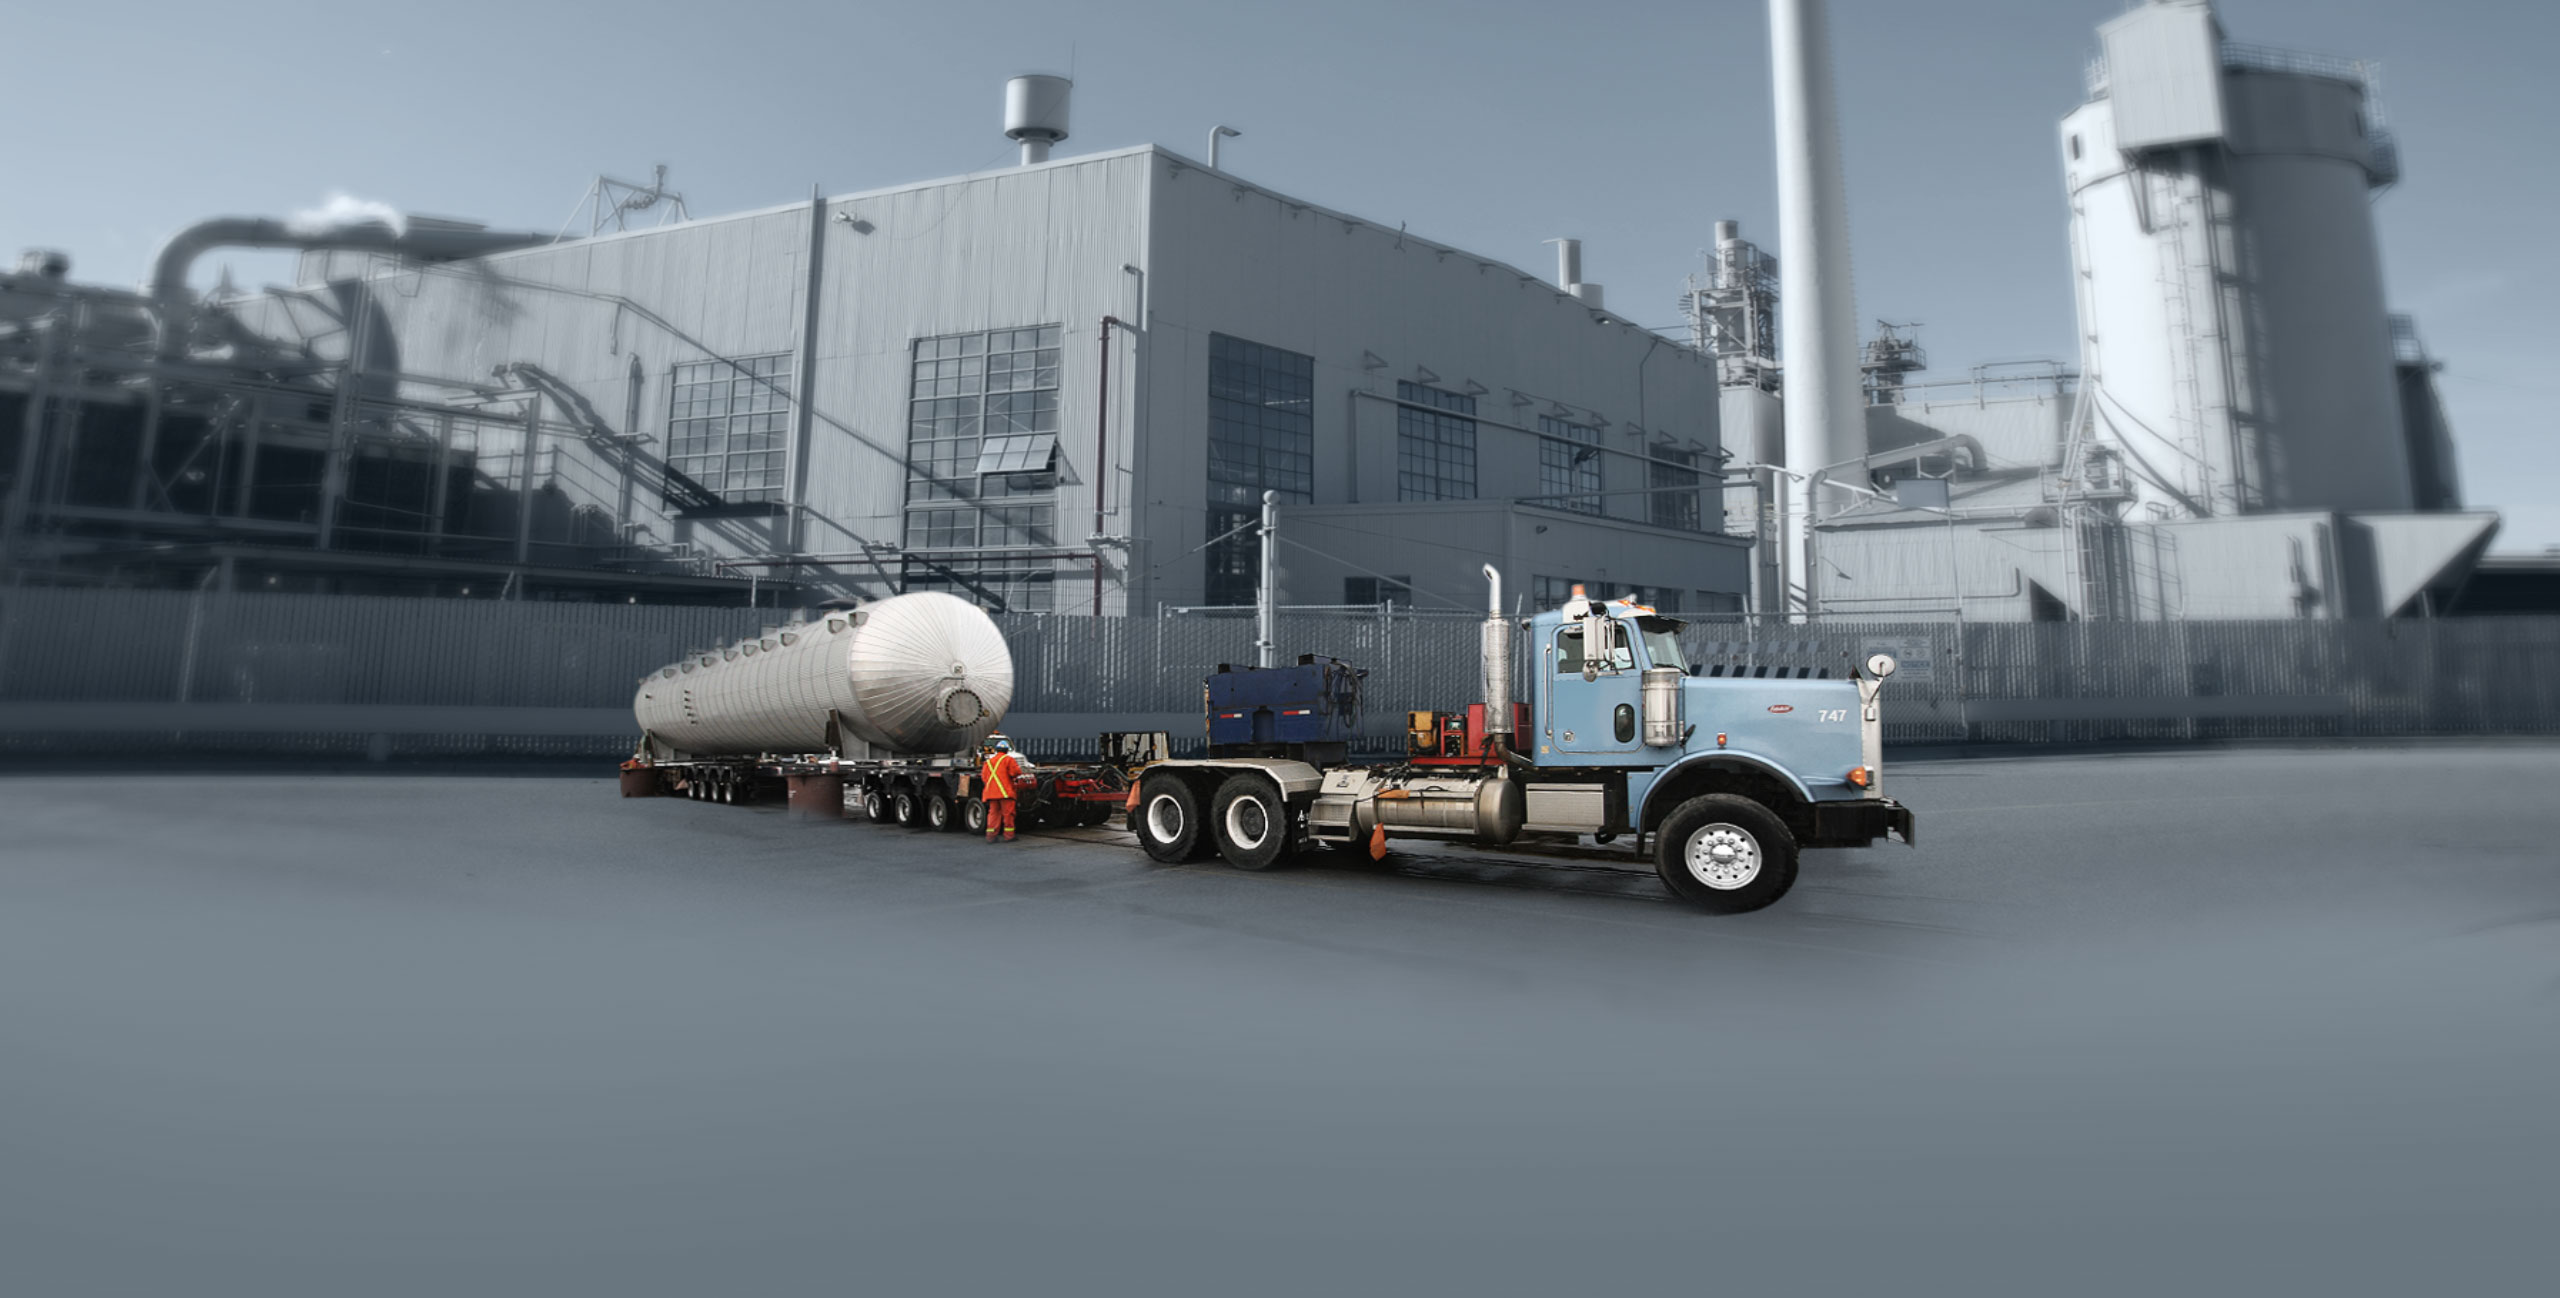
(980, 753, 1019, 800)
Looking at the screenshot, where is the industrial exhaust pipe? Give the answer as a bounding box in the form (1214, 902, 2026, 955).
(1480, 564, 1512, 744)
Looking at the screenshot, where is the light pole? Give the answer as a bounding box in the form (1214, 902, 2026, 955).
(1209, 125, 1242, 171)
(1254, 489, 1278, 668)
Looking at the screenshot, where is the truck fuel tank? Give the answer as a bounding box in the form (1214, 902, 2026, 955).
(1307, 767, 1526, 846)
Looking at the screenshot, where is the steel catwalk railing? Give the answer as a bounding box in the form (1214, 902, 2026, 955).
(2, 588, 2557, 758)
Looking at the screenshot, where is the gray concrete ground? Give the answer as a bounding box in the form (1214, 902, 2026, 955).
(3, 743, 2555, 1295)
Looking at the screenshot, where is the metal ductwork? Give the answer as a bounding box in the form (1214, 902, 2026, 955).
(1859, 435, 1986, 478)
(148, 217, 548, 303)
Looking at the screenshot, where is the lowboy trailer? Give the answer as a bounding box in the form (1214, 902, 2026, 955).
(622, 729, 1169, 833)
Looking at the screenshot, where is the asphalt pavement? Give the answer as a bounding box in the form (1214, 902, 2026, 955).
(3, 742, 2554, 1295)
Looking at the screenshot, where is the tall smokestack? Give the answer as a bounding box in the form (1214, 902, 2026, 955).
(1769, 0, 1865, 617)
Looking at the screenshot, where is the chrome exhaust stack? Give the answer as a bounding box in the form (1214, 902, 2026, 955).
(1480, 564, 1512, 746)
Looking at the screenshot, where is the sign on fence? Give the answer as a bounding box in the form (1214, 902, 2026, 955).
(1859, 635, 1937, 685)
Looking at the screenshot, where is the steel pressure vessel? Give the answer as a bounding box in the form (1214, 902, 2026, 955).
(633, 592, 1014, 758)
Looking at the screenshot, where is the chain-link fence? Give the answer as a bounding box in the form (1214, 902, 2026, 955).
(2, 587, 2554, 759)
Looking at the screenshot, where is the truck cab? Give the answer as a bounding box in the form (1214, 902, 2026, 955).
(1527, 592, 1913, 877)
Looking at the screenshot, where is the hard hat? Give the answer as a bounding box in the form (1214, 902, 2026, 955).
(992, 735, 1010, 750)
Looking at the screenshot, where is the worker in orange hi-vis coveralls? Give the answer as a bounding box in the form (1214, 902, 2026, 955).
(979, 736, 1022, 842)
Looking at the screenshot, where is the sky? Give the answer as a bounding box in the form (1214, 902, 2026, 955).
(9, 0, 2554, 549)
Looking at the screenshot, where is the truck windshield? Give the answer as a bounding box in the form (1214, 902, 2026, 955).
(1637, 617, 1687, 672)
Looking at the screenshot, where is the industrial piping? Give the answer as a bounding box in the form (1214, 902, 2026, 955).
(1093, 315, 1129, 615)
(147, 217, 548, 304)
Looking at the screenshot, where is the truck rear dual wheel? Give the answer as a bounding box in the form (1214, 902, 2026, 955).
(1210, 775, 1293, 871)
(1655, 794, 1799, 913)
(1135, 774, 1211, 864)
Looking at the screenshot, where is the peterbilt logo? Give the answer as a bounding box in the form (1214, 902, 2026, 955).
(1767, 704, 1794, 713)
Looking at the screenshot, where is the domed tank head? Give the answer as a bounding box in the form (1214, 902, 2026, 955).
(842, 591, 1016, 753)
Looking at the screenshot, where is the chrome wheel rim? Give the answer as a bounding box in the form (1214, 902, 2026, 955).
(1224, 795, 1270, 851)
(1685, 823, 1762, 890)
(1145, 793, 1185, 845)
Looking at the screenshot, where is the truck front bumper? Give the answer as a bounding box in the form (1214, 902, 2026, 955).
(1808, 797, 1916, 849)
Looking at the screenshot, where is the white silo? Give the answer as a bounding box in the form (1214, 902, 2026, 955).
(2062, 0, 2412, 517)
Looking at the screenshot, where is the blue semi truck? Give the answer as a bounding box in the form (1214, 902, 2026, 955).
(1128, 568, 1915, 913)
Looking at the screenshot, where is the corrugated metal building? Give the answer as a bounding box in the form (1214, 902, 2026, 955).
(230, 137, 1745, 616)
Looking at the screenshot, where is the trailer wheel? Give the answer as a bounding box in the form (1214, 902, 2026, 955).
(964, 798, 988, 835)
(1135, 774, 1208, 864)
(1654, 794, 1799, 913)
(717, 771, 736, 805)
(863, 788, 889, 822)
(893, 787, 923, 828)
(924, 787, 957, 831)
(1210, 775, 1292, 871)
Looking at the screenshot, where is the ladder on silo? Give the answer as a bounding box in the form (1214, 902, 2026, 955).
(2150, 163, 2217, 515)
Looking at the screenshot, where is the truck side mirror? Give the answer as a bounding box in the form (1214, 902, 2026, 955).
(1581, 662, 1599, 684)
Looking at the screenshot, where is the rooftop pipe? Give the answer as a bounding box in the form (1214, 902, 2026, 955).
(147, 217, 547, 304)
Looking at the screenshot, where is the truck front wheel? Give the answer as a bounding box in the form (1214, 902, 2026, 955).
(1210, 775, 1292, 871)
(1655, 794, 1799, 913)
(1136, 774, 1208, 864)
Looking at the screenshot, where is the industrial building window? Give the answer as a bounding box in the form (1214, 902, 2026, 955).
(1626, 585, 1683, 613)
(1537, 414, 1603, 514)
(902, 325, 1063, 576)
(1397, 382, 1477, 502)
(1345, 575, 1412, 607)
(1648, 445, 1702, 531)
(1532, 575, 1587, 608)
(667, 353, 792, 502)
(1205, 334, 1315, 606)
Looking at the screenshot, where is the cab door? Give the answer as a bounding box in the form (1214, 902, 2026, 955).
(1543, 621, 1642, 759)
